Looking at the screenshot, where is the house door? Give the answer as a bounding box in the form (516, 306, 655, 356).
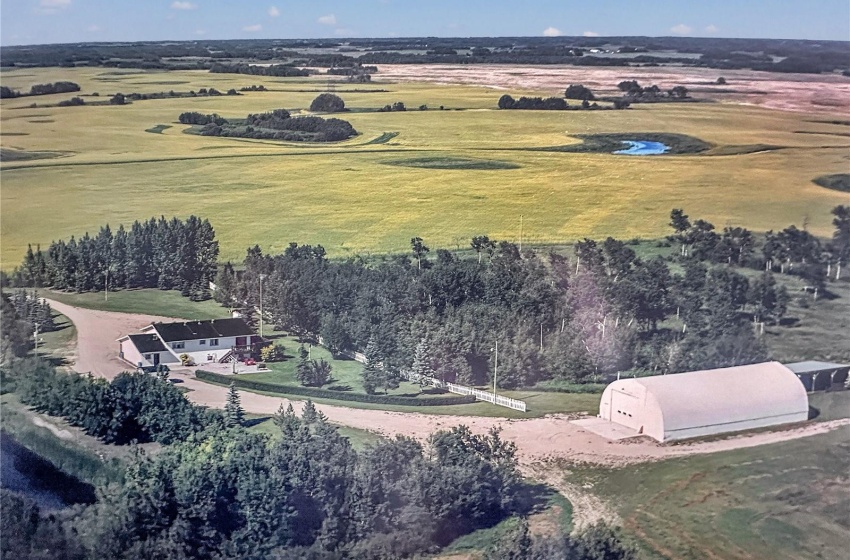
(236, 336, 247, 347)
(152, 353, 160, 366)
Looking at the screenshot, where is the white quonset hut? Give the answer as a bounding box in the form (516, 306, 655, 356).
(598, 362, 809, 442)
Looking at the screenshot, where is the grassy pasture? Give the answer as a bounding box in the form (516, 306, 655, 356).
(2, 67, 849, 268)
(568, 392, 850, 560)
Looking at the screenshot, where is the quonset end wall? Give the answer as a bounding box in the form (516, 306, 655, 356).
(599, 362, 809, 442)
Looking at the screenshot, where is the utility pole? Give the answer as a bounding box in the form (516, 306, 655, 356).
(493, 340, 498, 397)
(104, 268, 109, 302)
(33, 324, 40, 359)
(519, 215, 523, 253)
(540, 323, 543, 352)
(258, 274, 267, 338)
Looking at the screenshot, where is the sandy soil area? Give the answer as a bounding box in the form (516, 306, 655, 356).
(375, 64, 850, 114)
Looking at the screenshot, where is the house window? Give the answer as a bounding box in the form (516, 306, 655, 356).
(172, 341, 185, 349)
(199, 339, 206, 345)
(144, 354, 152, 360)
(210, 339, 219, 347)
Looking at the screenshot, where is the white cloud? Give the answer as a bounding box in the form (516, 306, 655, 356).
(36, 0, 71, 14)
(318, 13, 337, 26)
(670, 23, 692, 35)
(543, 27, 562, 37)
(170, 1, 197, 10)
(705, 24, 719, 34)
(243, 24, 262, 32)
(87, 24, 100, 32)
(268, 6, 280, 17)
(583, 31, 599, 37)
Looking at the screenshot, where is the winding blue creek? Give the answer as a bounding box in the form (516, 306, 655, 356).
(614, 140, 670, 155)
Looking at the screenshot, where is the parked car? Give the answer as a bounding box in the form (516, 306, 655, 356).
(137, 364, 170, 375)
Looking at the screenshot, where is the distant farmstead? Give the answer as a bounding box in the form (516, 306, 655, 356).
(118, 318, 261, 367)
(589, 362, 810, 442)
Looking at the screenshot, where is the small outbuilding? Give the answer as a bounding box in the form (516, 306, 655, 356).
(783, 361, 849, 392)
(597, 362, 809, 442)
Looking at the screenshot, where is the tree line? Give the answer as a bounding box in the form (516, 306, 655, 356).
(9, 215, 219, 300)
(212, 207, 848, 393)
(0, 81, 80, 99)
(0, 292, 57, 362)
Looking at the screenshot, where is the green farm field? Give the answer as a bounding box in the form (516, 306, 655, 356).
(2, 66, 849, 268)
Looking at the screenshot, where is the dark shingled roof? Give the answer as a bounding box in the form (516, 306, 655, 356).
(151, 318, 254, 342)
(128, 334, 168, 353)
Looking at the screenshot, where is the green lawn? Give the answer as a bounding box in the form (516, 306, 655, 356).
(31, 288, 230, 320)
(567, 391, 850, 560)
(32, 309, 76, 364)
(243, 412, 385, 450)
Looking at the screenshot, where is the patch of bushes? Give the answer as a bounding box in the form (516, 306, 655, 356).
(197, 108, 357, 142)
(57, 97, 85, 107)
(309, 93, 346, 112)
(813, 173, 850, 193)
(378, 101, 407, 112)
(565, 84, 596, 100)
(196, 369, 477, 406)
(384, 156, 521, 170)
(179, 111, 228, 125)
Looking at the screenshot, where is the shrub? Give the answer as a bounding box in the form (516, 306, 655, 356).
(309, 93, 346, 112)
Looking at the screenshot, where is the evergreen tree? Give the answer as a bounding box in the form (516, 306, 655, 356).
(296, 345, 311, 385)
(411, 338, 435, 384)
(361, 337, 385, 395)
(225, 382, 244, 427)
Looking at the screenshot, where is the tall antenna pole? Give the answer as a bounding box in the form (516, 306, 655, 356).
(493, 340, 498, 397)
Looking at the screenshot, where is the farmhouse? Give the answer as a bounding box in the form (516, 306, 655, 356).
(596, 362, 809, 442)
(118, 318, 261, 367)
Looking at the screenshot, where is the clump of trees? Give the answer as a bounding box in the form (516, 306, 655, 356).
(309, 92, 346, 112)
(617, 80, 689, 101)
(9, 215, 219, 300)
(197, 108, 358, 142)
(565, 84, 596, 100)
(1, 292, 56, 362)
(498, 94, 569, 110)
(57, 96, 85, 107)
(1, 81, 80, 98)
(179, 111, 228, 125)
(378, 101, 407, 112)
(8, 359, 215, 444)
(239, 84, 267, 91)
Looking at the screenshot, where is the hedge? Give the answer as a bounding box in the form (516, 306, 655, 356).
(195, 370, 477, 407)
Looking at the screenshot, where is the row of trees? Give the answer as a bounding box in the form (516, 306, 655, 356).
(10, 216, 219, 300)
(0, 81, 80, 99)
(1, 293, 56, 362)
(210, 222, 785, 392)
(8, 359, 213, 444)
(209, 62, 310, 77)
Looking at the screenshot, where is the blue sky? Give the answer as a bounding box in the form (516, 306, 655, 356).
(1, 0, 848, 46)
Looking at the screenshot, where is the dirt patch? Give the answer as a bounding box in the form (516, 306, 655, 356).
(375, 64, 850, 115)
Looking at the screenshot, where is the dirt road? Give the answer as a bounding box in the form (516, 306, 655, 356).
(46, 299, 850, 468)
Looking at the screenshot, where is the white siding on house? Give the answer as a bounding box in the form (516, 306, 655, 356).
(120, 338, 145, 367)
(163, 336, 241, 365)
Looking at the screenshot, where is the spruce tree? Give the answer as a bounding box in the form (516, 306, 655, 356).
(411, 338, 435, 385)
(224, 382, 244, 427)
(361, 336, 385, 395)
(296, 345, 311, 385)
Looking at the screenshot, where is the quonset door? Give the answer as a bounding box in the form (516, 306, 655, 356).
(609, 389, 642, 431)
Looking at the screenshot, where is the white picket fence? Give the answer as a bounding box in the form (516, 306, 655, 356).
(409, 373, 527, 412)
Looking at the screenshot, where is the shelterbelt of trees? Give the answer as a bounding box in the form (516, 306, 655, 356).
(10, 207, 848, 389)
(0, 358, 637, 560)
(182, 105, 358, 142)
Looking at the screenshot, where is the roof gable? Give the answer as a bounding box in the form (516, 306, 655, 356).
(128, 334, 168, 353)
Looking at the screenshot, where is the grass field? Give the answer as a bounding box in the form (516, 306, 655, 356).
(567, 391, 850, 560)
(2, 67, 849, 268)
(33, 287, 230, 320)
